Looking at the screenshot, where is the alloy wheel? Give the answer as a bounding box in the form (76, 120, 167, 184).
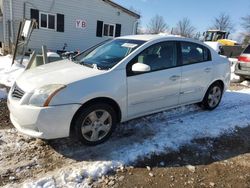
(208, 86, 222, 108)
(81, 110, 112, 142)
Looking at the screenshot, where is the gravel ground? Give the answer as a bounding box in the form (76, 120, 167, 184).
(0, 83, 249, 187)
(0, 100, 11, 130)
(96, 126, 250, 188)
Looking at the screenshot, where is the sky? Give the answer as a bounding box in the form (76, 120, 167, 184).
(114, 0, 250, 40)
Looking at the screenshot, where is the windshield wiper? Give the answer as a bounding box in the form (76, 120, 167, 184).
(73, 60, 105, 70)
(82, 62, 94, 68)
(75, 60, 94, 68)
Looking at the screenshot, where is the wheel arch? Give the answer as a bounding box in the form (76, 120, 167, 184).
(202, 79, 225, 101)
(70, 97, 122, 136)
(211, 80, 224, 91)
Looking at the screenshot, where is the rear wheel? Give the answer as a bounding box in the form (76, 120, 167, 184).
(202, 83, 223, 110)
(72, 103, 117, 146)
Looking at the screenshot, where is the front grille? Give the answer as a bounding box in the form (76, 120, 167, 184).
(11, 85, 25, 100)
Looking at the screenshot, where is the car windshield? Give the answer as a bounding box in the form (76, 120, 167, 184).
(205, 32, 214, 41)
(205, 31, 227, 42)
(73, 39, 145, 70)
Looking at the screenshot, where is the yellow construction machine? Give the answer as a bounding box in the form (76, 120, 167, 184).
(203, 30, 243, 57)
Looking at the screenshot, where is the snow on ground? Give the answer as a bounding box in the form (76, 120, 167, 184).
(228, 58, 240, 81)
(2, 88, 250, 188)
(0, 55, 29, 87)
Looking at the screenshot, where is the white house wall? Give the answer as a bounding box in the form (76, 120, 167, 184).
(3, 0, 138, 52)
(2, 0, 22, 43)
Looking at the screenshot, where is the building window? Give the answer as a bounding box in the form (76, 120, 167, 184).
(39, 12, 56, 30)
(48, 15, 55, 29)
(103, 24, 115, 37)
(96, 21, 121, 38)
(31, 9, 64, 32)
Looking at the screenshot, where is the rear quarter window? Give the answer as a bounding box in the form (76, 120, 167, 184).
(243, 45, 250, 54)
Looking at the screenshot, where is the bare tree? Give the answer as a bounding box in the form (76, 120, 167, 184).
(174, 17, 196, 38)
(146, 15, 168, 34)
(194, 32, 202, 40)
(241, 15, 250, 33)
(136, 20, 145, 34)
(242, 35, 250, 45)
(211, 13, 234, 31)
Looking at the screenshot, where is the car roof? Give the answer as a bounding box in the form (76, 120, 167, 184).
(117, 34, 209, 47)
(117, 34, 216, 55)
(117, 34, 183, 42)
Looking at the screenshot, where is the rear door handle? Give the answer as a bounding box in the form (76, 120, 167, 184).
(169, 75, 180, 81)
(204, 68, 212, 73)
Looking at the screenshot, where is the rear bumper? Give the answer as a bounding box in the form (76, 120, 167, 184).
(7, 97, 81, 139)
(234, 63, 250, 78)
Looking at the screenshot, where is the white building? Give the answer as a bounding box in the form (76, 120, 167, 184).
(0, 0, 140, 54)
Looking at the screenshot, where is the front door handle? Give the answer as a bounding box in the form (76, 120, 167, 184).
(204, 68, 212, 73)
(169, 75, 180, 81)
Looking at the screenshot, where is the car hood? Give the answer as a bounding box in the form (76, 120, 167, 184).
(16, 60, 104, 92)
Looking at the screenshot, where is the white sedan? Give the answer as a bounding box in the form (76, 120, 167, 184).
(8, 35, 230, 145)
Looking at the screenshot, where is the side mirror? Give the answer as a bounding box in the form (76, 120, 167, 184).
(132, 62, 151, 73)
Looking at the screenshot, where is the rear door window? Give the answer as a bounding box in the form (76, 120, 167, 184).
(181, 42, 211, 65)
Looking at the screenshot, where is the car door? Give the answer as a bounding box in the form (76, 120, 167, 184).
(179, 41, 213, 104)
(126, 41, 182, 118)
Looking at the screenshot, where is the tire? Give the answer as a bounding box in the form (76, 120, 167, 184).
(72, 103, 117, 146)
(202, 82, 223, 110)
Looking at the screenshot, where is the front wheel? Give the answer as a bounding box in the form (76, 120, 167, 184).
(72, 103, 117, 146)
(202, 83, 223, 110)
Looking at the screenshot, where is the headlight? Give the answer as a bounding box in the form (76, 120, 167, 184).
(28, 84, 66, 107)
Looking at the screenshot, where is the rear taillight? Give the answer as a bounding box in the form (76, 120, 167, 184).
(238, 56, 250, 63)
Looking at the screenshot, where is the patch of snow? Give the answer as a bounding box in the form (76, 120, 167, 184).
(204, 41, 222, 53)
(47, 52, 60, 58)
(0, 53, 61, 88)
(231, 73, 240, 82)
(228, 58, 240, 82)
(9, 160, 121, 188)
(0, 55, 29, 87)
(186, 165, 196, 173)
(2, 88, 250, 188)
(241, 80, 250, 87)
(23, 177, 56, 188)
(228, 58, 238, 70)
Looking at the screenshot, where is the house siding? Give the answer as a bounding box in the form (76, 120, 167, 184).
(2, 0, 138, 52)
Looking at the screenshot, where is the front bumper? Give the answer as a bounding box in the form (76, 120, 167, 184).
(7, 96, 81, 139)
(235, 62, 250, 78)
